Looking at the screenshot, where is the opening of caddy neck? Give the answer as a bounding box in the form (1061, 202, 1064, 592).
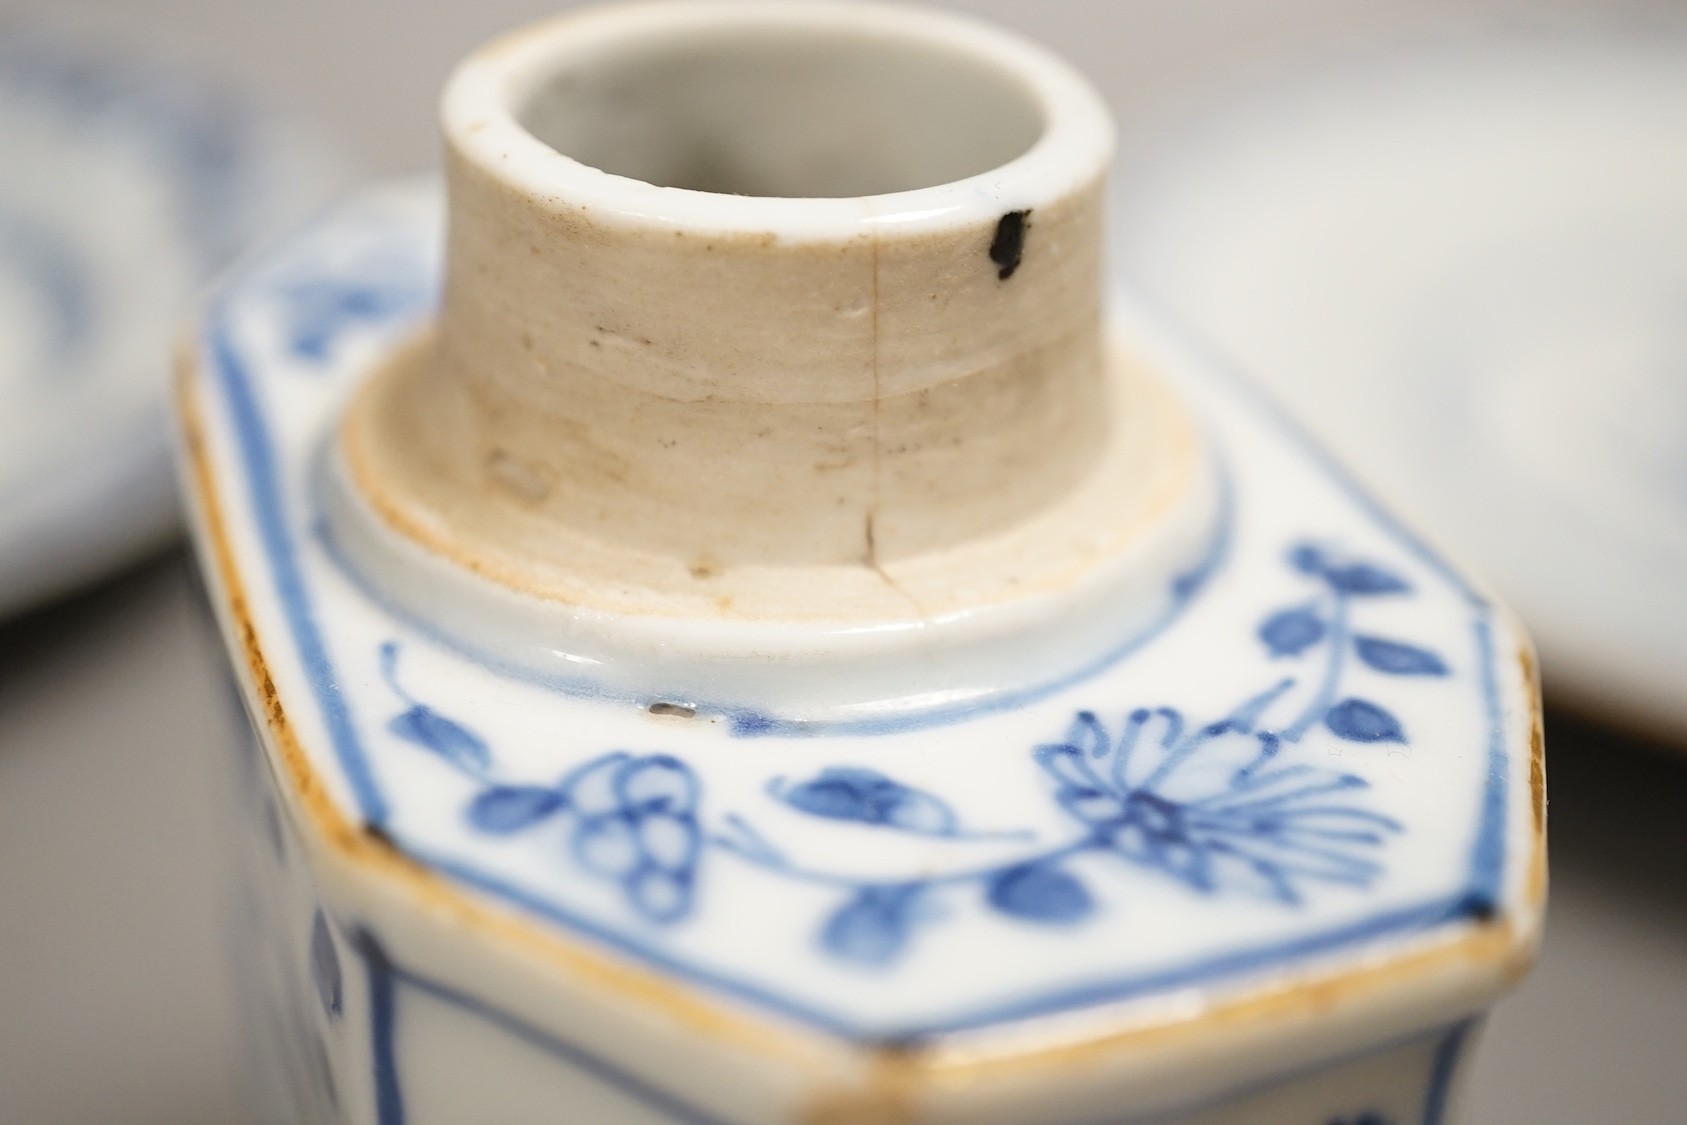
(514, 23, 1046, 198)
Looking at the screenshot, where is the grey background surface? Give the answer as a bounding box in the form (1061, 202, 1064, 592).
(2, 1, 1686, 1121)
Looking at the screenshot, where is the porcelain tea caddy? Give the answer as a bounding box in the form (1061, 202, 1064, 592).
(174, 3, 1545, 1122)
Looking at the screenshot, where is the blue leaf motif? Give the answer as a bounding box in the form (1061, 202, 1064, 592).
(387, 705, 491, 776)
(821, 886, 922, 967)
(775, 767, 956, 835)
(883, 792, 954, 834)
(466, 786, 563, 834)
(1259, 606, 1326, 657)
(1322, 562, 1409, 596)
(1325, 698, 1406, 743)
(986, 862, 1095, 923)
(1354, 636, 1448, 676)
(1288, 543, 1326, 575)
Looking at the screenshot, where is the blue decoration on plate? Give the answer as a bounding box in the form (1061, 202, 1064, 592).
(0, 34, 343, 616)
(0, 205, 89, 363)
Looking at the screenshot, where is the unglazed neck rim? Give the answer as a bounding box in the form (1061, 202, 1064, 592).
(327, 1, 1219, 725)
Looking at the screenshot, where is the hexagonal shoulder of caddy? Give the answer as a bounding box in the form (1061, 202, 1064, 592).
(175, 4, 1544, 1123)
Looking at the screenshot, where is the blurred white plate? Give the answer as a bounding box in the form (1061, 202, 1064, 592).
(0, 34, 343, 616)
(1114, 34, 1687, 740)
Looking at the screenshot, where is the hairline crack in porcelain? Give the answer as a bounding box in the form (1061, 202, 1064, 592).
(174, 2, 1544, 1123)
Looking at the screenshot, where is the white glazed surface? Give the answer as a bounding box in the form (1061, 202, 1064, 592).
(0, 34, 341, 616)
(1112, 34, 1687, 741)
(180, 180, 1539, 1123)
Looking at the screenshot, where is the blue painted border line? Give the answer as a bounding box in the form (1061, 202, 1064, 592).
(354, 930, 728, 1125)
(405, 846, 1485, 1045)
(356, 913, 1477, 1125)
(1421, 1020, 1472, 1125)
(208, 311, 388, 826)
(1464, 618, 1508, 915)
(354, 930, 405, 1125)
(203, 222, 1517, 1047)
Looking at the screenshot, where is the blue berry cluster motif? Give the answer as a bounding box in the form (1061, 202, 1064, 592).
(377, 543, 1438, 969)
(380, 643, 704, 924)
(483, 753, 703, 924)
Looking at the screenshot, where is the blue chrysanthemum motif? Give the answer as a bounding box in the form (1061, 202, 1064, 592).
(1035, 706, 1400, 905)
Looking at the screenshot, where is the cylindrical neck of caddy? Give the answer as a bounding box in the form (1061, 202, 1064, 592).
(425, 0, 1116, 575)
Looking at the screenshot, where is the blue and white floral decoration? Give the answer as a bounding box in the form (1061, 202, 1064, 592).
(375, 536, 1450, 969)
(190, 182, 1527, 1057)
